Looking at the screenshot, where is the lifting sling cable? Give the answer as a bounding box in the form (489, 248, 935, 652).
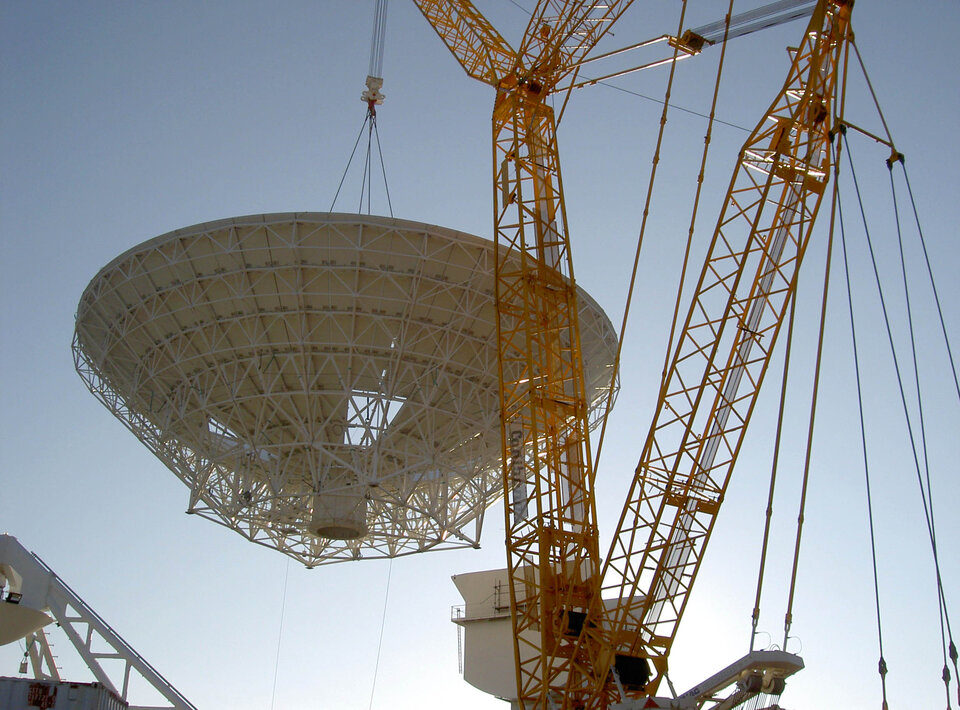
(897, 163, 960, 706)
(844, 128, 958, 706)
(782, 14, 853, 653)
(749, 231, 800, 654)
(662, 0, 738, 412)
(592, 0, 692, 476)
(897, 165, 960, 404)
(330, 0, 393, 217)
(369, 0, 388, 80)
(836, 168, 890, 710)
(358, 112, 394, 217)
(849, 36, 958, 701)
(270, 557, 291, 710)
(368, 558, 394, 710)
(781, 133, 840, 654)
(887, 163, 957, 708)
(330, 116, 372, 211)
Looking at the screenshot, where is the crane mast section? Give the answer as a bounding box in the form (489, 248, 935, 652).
(413, 2, 636, 706)
(494, 85, 606, 710)
(598, 0, 851, 693)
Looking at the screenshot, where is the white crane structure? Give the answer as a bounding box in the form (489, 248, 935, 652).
(0, 534, 196, 710)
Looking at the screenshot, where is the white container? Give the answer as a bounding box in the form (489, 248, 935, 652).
(0, 677, 128, 710)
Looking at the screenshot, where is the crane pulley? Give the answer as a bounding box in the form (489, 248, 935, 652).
(362, 0, 388, 112)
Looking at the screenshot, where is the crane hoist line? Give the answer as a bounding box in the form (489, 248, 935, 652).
(413, 0, 854, 708)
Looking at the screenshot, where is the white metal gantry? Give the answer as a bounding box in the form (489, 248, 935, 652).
(0, 534, 196, 710)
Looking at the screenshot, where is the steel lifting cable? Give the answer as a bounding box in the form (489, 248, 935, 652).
(330, 1, 394, 217)
(270, 557, 291, 710)
(592, 0, 692, 470)
(594, 0, 737, 472)
(368, 558, 394, 710)
(836, 134, 890, 709)
(844, 127, 960, 707)
(781, 21, 853, 643)
(369, 0, 388, 81)
(848, 36, 959, 703)
(781, 132, 842, 655)
(749, 232, 800, 654)
(897, 165, 960, 405)
(888, 158, 959, 707)
(330, 117, 373, 211)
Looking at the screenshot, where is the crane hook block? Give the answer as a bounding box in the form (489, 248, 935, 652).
(361, 75, 385, 105)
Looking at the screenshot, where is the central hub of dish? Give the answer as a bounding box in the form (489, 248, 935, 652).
(310, 491, 369, 540)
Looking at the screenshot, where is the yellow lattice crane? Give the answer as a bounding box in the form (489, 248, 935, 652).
(413, 1, 853, 708)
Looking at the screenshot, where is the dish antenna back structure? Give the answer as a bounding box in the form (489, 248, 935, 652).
(73, 213, 618, 566)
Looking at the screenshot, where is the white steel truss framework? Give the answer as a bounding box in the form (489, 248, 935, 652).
(73, 214, 618, 567)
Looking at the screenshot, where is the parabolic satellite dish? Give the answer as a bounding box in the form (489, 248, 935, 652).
(73, 213, 618, 566)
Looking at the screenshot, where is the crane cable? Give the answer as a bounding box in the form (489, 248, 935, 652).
(843, 42, 960, 696)
(594, 0, 703, 474)
(887, 159, 959, 709)
(270, 557, 291, 710)
(836, 128, 890, 709)
(330, 0, 393, 217)
(891, 164, 960, 710)
(780, 16, 855, 657)
(842, 122, 960, 707)
(780, 131, 841, 655)
(748, 231, 800, 654)
(368, 558, 394, 710)
(851, 48, 959, 694)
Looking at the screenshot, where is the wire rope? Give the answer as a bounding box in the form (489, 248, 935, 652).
(901, 161, 960, 706)
(887, 162, 954, 710)
(270, 557, 291, 710)
(836, 144, 890, 709)
(843, 128, 960, 704)
(596, 80, 751, 132)
(898, 165, 960, 404)
(890, 159, 959, 708)
(368, 558, 394, 710)
(846, 38, 958, 703)
(374, 117, 394, 218)
(749, 232, 800, 654)
(369, 0, 388, 80)
(781, 121, 847, 654)
(330, 116, 371, 212)
(592, 0, 690, 473)
(360, 118, 373, 214)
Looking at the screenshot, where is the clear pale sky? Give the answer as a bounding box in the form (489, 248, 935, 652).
(2, 2, 958, 709)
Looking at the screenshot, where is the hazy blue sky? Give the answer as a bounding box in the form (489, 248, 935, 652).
(2, 2, 958, 709)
